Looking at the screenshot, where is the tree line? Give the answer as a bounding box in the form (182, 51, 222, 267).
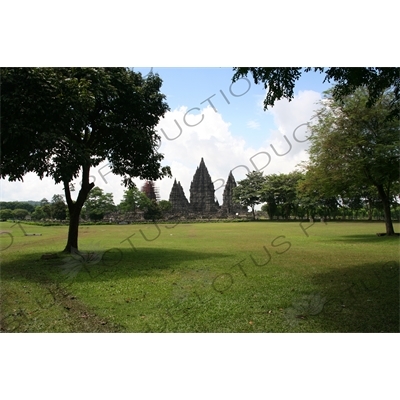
(3, 170, 398, 226)
(0, 182, 172, 223)
(233, 170, 399, 222)
(0, 196, 66, 221)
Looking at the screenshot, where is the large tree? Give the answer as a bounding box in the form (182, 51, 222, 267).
(1, 68, 171, 252)
(303, 88, 399, 235)
(232, 68, 400, 118)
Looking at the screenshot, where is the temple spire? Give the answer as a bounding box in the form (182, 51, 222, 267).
(222, 170, 242, 215)
(169, 180, 189, 212)
(189, 158, 218, 213)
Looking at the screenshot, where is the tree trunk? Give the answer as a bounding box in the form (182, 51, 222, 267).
(376, 184, 395, 236)
(367, 198, 373, 221)
(251, 205, 256, 220)
(64, 207, 80, 252)
(62, 165, 94, 253)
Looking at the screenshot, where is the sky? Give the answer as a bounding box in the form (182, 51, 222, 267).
(0, 67, 333, 207)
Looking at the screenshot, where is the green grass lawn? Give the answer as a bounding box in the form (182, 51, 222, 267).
(1, 220, 399, 332)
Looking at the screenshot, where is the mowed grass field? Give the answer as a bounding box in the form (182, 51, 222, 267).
(1, 220, 399, 332)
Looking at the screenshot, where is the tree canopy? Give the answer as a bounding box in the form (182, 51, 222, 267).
(83, 186, 116, 221)
(262, 171, 304, 220)
(119, 187, 149, 213)
(51, 195, 67, 220)
(1, 67, 171, 251)
(302, 88, 399, 235)
(232, 68, 400, 117)
(233, 171, 266, 220)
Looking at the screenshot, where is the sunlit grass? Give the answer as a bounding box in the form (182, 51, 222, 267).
(1, 220, 399, 332)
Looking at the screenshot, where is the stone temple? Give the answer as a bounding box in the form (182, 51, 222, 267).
(168, 158, 244, 217)
(221, 171, 244, 215)
(190, 158, 219, 213)
(169, 179, 189, 212)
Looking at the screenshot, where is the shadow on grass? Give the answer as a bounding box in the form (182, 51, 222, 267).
(1, 247, 231, 287)
(325, 234, 400, 244)
(299, 261, 400, 332)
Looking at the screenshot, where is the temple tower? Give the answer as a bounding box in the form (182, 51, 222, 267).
(222, 171, 242, 214)
(169, 179, 189, 212)
(141, 180, 159, 201)
(189, 158, 218, 213)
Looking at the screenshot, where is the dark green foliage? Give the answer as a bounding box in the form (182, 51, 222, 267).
(0, 209, 14, 220)
(119, 187, 148, 213)
(158, 200, 172, 214)
(262, 171, 304, 219)
(88, 210, 105, 221)
(0, 201, 35, 212)
(232, 67, 400, 118)
(12, 208, 29, 219)
(51, 195, 67, 220)
(233, 171, 266, 220)
(83, 186, 115, 221)
(52, 203, 67, 220)
(39, 199, 52, 219)
(142, 199, 163, 222)
(31, 206, 46, 221)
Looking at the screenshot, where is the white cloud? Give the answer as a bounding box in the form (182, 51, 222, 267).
(256, 90, 323, 174)
(247, 120, 260, 129)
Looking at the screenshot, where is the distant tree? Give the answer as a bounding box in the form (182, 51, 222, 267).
(51, 195, 67, 220)
(42, 204, 52, 219)
(120, 188, 165, 221)
(0, 201, 34, 212)
(233, 171, 266, 220)
(12, 208, 29, 220)
(261, 190, 277, 220)
(31, 206, 46, 220)
(51, 195, 64, 203)
(119, 187, 148, 213)
(0, 209, 14, 220)
(338, 185, 381, 220)
(142, 199, 162, 222)
(232, 67, 400, 118)
(40, 198, 52, 218)
(52, 203, 67, 220)
(158, 200, 172, 215)
(83, 186, 116, 221)
(297, 172, 342, 221)
(17, 202, 35, 213)
(262, 172, 304, 219)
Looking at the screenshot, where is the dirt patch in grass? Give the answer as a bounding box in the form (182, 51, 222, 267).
(41, 283, 122, 333)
